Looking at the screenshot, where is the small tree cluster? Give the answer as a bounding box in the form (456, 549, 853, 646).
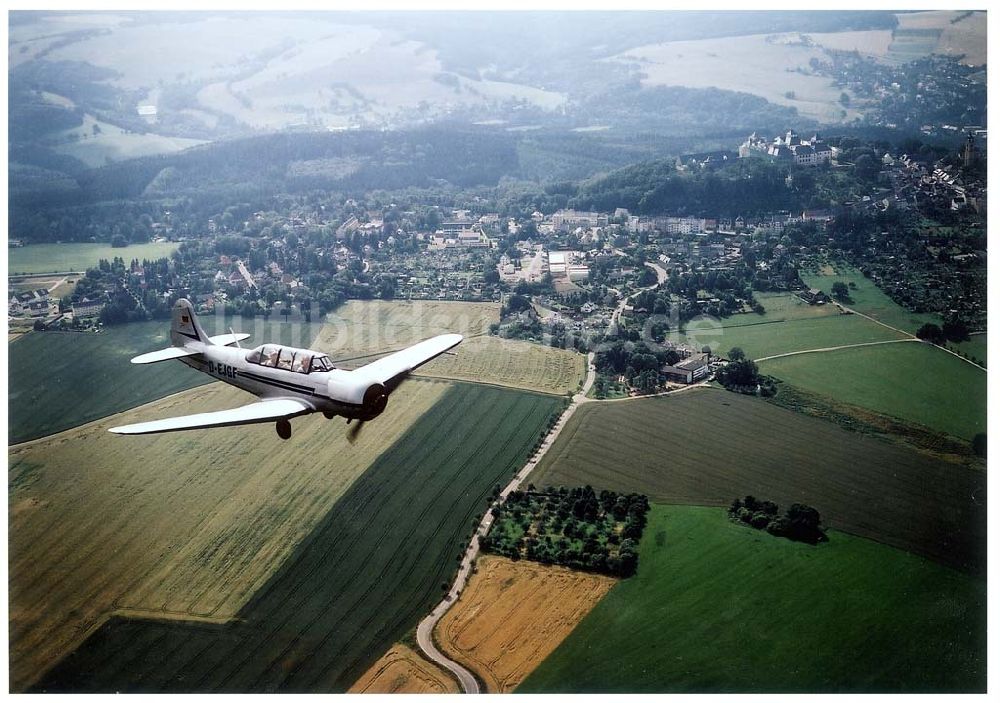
(717, 349, 777, 396)
(728, 495, 827, 544)
(481, 485, 650, 578)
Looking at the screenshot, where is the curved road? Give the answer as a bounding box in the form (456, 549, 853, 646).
(415, 354, 597, 693)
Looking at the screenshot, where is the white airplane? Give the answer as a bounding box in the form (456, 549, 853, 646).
(109, 298, 462, 439)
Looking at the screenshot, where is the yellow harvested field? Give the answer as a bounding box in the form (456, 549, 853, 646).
(316, 300, 585, 395)
(349, 644, 459, 694)
(8, 378, 447, 691)
(435, 555, 616, 692)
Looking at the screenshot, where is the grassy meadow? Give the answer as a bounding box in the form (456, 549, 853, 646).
(29, 383, 563, 692)
(799, 265, 941, 334)
(951, 333, 986, 367)
(530, 389, 985, 572)
(675, 291, 908, 360)
(760, 342, 986, 441)
(519, 505, 985, 693)
(8, 242, 181, 274)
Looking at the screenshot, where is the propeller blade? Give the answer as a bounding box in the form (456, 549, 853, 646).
(347, 419, 366, 444)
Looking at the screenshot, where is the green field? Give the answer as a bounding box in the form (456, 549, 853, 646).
(799, 266, 941, 334)
(675, 291, 909, 360)
(951, 333, 986, 367)
(519, 505, 985, 693)
(9, 317, 324, 444)
(530, 389, 984, 572)
(31, 383, 563, 692)
(8, 242, 181, 275)
(761, 343, 986, 441)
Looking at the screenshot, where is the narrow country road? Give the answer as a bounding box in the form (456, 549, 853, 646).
(414, 353, 597, 693)
(753, 337, 919, 363)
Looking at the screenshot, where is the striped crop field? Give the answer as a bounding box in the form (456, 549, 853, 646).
(27, 383, 563, 692)
(9, 378, 447, 691)
(529, 388, 985, 573)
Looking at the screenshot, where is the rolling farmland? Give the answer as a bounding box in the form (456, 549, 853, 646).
(520, 506, 985, 693)
(760, 343, 986, 441)
(8, 242, 181, 274)
(435, 555, 615, 692)
(9, 317, 325, 444)
(530, 389, 985, 572)
(9, 378, 447, 691)
(29, 383, 563, 692)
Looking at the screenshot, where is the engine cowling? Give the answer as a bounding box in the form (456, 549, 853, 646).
(360, 382, 388, 420)
(327, 371, 389, 420)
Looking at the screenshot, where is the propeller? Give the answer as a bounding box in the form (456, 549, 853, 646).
(346, 418, 366, 444)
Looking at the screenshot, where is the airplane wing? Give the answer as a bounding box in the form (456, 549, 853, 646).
(355, 333, 463, 385)
(108, 398, 312, 435)
(131, 346, 200, 364)
(208, 332, 252, 346)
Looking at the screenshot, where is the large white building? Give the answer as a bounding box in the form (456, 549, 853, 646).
(740, 130, 833, 167)
(546, 250, 590, 281)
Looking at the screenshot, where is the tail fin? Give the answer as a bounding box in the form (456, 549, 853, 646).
(170, 298, 212, 347)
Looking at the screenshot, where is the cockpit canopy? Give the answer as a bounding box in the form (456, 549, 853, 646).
(245, 345, 334, 374)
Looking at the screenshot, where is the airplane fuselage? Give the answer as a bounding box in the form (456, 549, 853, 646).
(181, 345, 367, 419)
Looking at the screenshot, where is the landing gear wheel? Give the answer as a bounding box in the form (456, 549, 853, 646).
(323, 410, 335, 420)
(276, 419, 292, 440)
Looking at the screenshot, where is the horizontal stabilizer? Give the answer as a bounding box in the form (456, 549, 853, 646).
(130, 347, 200, 364)
(208, 332, 252, 347)
(109, 398, 311, 435)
